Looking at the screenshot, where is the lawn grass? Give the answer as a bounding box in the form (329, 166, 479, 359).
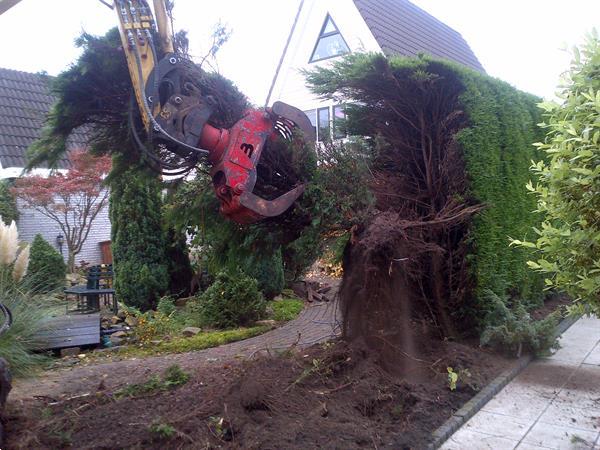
(271, 298, 304, 322)
(84, 298, 305, 362)
(113, 325, 270, 358)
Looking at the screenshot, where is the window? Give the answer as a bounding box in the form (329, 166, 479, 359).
(317, 107, 330, 141)
(304, 105, 348, 142)
(333, 104, 346, 139)
(309, 14, 350, 63)
(303, 109, 317, 139)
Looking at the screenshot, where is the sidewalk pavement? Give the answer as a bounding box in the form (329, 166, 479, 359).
(440, 316, 600, 450)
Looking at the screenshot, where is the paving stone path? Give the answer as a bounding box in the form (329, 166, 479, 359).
(441, 316, 600, 450)
(11, 299, 340, 401)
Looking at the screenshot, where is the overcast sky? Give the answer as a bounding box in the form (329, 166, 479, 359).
(0, 0, 598, 104)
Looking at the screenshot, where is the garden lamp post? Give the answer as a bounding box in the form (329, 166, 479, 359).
(56, 234, 64, 255)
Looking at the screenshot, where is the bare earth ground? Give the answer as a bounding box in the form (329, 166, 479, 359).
(5, 292, 511, 449)
(23, 277, 588, 449)
(5, 273, 571, 449)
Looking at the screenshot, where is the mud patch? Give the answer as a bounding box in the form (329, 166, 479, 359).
(6, 338, 508, 449)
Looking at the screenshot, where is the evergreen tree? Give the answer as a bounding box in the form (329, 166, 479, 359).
(110, 162, 168, 310)
(0, 181, 18, 224)
(25, 234, 66, 293)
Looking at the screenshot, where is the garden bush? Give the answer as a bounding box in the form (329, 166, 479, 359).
(0, 181, 18, 224)
(156, 296, 177, 317)
(513, 32, 600, 315)
(188, 269, 266, 328)
(479, 290, 560, 357)
(24, 234, 66, 293)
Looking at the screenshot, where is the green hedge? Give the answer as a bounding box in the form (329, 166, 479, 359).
(454, 66, 545, 309)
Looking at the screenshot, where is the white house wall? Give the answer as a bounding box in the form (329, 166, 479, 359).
(268, 0, 382, 111)
(16, 195, 111, 267)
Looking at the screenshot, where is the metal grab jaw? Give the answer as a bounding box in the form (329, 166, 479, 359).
(144, 53, 315, 224)
(199, 102, 316, 224)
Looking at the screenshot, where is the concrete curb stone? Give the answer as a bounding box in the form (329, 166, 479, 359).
(428, 314, 579, 450)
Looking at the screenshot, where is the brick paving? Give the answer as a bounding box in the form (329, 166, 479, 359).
(11, 299, 340, 401)
(440, 316, 600, 450)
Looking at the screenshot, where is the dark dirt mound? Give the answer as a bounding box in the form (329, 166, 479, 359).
(339, 211, 460, 361)
(6, 336, 508, 449)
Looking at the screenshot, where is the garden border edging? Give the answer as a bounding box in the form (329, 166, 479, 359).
(428, 314, 579, 449)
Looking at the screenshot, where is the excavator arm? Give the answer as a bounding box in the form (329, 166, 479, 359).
(0, 0, 315, 224)
(114, 0, 315, 224)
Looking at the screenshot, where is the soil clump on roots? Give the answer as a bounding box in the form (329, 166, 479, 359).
(6, 337, 506, 449)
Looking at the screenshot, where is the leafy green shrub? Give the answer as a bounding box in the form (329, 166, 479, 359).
(0, 180, 18, 224)
(25, 234, 66, 293)
(479, 290, 560, 357)
(244, 249, 284, 300)
(156, 296, 177, 316)
(188, 269, 266, 328)
(512, 32, 600, 315)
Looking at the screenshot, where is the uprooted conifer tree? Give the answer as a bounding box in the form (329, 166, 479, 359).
(27, 22, 372, 304)
(305, 54, 545, 345)
(23, 27, 244, 308)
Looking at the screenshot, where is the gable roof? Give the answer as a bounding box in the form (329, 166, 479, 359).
(0, 67, 85, 169)
(353, 0, 484, 72)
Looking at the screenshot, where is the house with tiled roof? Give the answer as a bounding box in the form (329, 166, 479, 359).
(266, 0, 484, 141)
(0, 67, 111, 266)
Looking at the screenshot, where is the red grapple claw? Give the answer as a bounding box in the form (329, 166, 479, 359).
(199, 102, 314, 224)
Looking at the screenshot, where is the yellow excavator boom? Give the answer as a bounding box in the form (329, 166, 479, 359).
(0, 0, 171, 132)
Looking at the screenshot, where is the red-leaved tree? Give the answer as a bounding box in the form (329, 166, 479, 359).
(13, 150, 112, 271)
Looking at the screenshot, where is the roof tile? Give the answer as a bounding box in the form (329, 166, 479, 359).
(0, 67, 82, 169)
(353, 0, 484, 72)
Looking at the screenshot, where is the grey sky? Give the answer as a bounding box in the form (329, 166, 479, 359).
(0, 0, 598, 104)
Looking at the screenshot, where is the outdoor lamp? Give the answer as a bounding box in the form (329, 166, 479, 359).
(56, 234, 64, 255)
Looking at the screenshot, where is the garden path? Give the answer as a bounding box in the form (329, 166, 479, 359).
(441, 316, 600, 450)
(10, 298, 340, 402)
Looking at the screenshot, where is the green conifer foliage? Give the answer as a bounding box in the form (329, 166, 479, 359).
(0, 181, 18, 224)
(25, 234, 66, 293)
(110, 163, 168, 310)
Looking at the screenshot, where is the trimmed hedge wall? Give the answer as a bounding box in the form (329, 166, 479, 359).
(455, 67, 545, 307)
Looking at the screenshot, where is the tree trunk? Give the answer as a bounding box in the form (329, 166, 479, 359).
(431, 252, 456, 339)
(67, 251, 75, 273)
